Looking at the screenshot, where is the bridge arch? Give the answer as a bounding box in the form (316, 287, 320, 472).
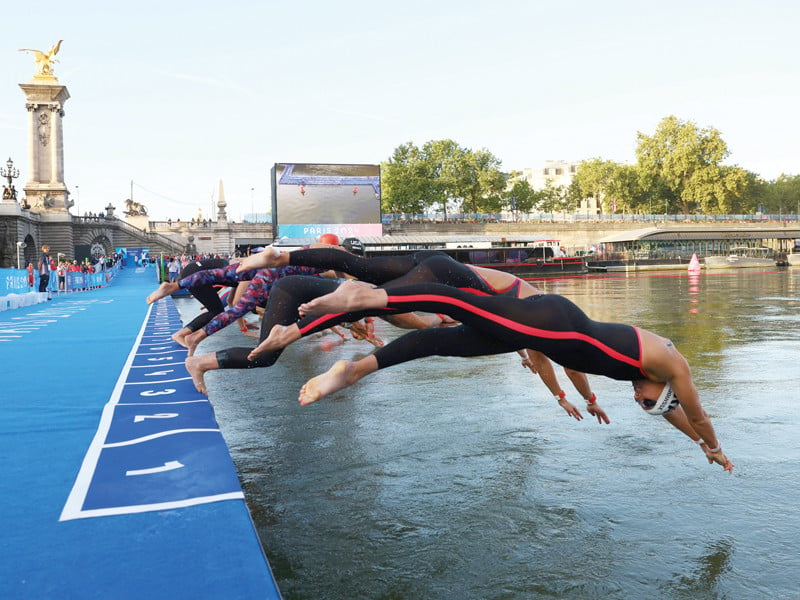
(19, 234, 36, 267)
(88, 235, 113, 258)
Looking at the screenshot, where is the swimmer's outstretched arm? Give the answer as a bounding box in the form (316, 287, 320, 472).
(236, 242, 337, 274)
(236, 247, 287, 272)
(146, 281, 179, 304)
(520, 350, 610, 424)
(662, 406, 734, 472)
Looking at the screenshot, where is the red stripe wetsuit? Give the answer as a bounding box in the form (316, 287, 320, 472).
(370, 282, 647, 381)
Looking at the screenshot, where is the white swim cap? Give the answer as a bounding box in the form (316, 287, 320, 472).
(644, 382, 680, 415)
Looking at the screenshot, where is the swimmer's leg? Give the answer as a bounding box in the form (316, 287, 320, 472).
(298, 356, 379, 405)
(185, 352, 219, 395)
(248, 323, 302, 360)
(299, 280, 387, 316)
(172, 327, 191, 348)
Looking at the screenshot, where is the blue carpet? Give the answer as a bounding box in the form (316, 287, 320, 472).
(0, 268, 280, 599)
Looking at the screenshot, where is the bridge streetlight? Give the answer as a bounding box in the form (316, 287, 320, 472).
(16, 241, 26, 269)
(1, 157, 20, 202)
(251, 187, 255, 223)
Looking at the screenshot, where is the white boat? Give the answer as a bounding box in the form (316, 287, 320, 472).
(787, 253, 800, 267)
(704, 247, 776, 269)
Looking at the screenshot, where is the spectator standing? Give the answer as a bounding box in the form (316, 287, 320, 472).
(38, 244, 51, 299)
(168, 257, 181, 282)
(57, 259, 67, 291)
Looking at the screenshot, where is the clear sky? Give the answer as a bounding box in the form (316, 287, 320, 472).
(1, 0, 798, 221)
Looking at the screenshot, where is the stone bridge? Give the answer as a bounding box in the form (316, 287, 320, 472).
(0, 212, 185, 268)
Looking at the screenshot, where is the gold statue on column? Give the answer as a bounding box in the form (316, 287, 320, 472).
(19, 40, 63, 80)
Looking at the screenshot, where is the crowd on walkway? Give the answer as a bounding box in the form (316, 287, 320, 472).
(24, 245, 124, 296)
(0, 245, 124, 310)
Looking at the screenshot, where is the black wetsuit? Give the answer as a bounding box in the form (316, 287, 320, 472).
(178, 258, 231, 332)
(371, 283, 647, 381)
(215, 250, 524, 369)
(289, 249, 523, 337)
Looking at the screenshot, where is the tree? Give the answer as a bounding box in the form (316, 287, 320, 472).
(381, 142, 429, 214)
(422, 139, 466, 219)
(504, 175, 539, 215)
(686, 165, 750, 214)
(609, 163, 647, 213)
(761, 173, 800, 215)
(571, 158, 620, 213)
(636, 115, 730, 214)
(457, 148, 506, 214)
(536, 181, 569, 214)
(382, 139, 507, 219)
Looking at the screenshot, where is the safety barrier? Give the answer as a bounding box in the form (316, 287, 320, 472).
(0, 264, 122, 311)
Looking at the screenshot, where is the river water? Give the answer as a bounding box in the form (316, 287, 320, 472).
(182, 267, 800, 599)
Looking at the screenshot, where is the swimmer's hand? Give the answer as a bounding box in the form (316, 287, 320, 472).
(704, 446, 734, 472)
(557, 398, 583, 421)
(586, 402, 611, 425)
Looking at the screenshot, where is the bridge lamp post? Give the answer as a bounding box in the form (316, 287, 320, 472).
(16, 241, 25, 269)
(1, 157, 20, 200)
(251, 187, 255, 223)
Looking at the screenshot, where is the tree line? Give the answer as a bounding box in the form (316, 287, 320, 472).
(380, 115, 800, 216)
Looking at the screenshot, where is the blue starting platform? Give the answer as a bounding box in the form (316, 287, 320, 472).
(0, 267, 281, 599)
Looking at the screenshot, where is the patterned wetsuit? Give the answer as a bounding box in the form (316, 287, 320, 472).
(202, 265, 326, 336)
(371, 283, 647, 381)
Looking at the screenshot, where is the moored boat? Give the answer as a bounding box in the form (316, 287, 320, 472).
(787, 253, 800, 267)
(362, 237, 587, 278)
(704, 246, 777, 269)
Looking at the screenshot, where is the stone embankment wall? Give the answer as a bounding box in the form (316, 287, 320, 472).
(384, 220, 795, 251)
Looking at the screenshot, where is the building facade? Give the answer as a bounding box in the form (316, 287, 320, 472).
(518, 160, 580, 191)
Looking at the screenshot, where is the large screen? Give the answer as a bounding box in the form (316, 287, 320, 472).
(271, 163, 382, 239)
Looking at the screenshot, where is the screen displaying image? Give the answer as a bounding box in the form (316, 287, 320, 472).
(271, 163, 382, 238)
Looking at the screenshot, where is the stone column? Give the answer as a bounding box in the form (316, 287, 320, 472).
(50, 104, 60, 183)
(19, 82, 70, 213)
(27, 105, 37, 182)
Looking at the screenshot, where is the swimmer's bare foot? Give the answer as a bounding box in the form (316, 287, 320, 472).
(235, 246, 284, 273)
(364, 335, 384, 348)
(248, 323, 301, 360)
(185, 354, 216, 395)
(298, 280, 387, 317)
(172, 328, 191, 348)
(298, 360, 354, 405)
(146, 282, 179, 304)
(185, 330, 207, 358)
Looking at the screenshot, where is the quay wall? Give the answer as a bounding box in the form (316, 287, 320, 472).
(143, 218, 800, 256)
(383, 220, 800, 251)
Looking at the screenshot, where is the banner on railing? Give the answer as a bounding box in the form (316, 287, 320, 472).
(0, 265, 121, 296)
